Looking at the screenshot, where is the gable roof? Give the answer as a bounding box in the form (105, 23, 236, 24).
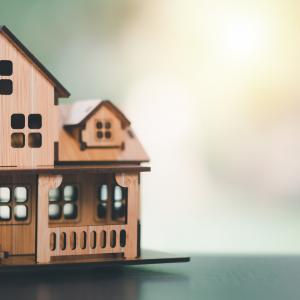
(0, 25, 70, 98)
(62, 99, 131, 129)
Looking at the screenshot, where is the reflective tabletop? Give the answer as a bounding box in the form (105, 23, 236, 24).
(0, 255, 299, 300)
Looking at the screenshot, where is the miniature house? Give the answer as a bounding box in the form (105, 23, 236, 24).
(0, 26, 152, 266)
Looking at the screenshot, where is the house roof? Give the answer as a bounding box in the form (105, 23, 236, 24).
(58, 99, 149, 163)
(62, 99, 131, 128)
(0, 25, 70, 98)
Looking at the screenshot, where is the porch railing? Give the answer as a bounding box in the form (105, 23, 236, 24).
(49, 224, 127, 257)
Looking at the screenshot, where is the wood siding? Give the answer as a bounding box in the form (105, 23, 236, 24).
(0, 33, 58, 167)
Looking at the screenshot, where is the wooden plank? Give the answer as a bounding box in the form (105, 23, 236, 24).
(0, 164, 150, 175)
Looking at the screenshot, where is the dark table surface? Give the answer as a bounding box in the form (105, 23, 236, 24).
(1, 254, 300, 300)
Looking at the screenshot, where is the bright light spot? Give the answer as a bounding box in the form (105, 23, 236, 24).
(222, 15, 268, 60)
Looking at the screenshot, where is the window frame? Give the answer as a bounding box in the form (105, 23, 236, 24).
(0, 184, 32, 225)
(48, 183, 81, 224)
(0, 60, 13, 95)
(94, 176, 127, 225)
(94, 119, 113, 142)
(10, 114, 43, 149)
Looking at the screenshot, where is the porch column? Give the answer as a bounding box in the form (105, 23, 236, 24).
(36, 174, 62, 263)
(115, 172, 140, 259)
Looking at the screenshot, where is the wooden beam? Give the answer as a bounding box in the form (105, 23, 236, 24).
(36, 174, 62, 263)
(115, 172, 140, 259)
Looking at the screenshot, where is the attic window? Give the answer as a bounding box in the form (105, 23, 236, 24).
(96, 120, 112, 141)
(0, 79, 13, 95)
(0, 60, 13, 95)
(0, 60, 13, 76)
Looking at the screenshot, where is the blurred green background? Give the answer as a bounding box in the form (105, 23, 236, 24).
(2, 0, 300, 254)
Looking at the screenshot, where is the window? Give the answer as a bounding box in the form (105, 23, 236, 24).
(0, 60, 13, 76)
(28, 133, 42, 148)
(95, 120, 112, 141)
(97, 183, 126, 223)
(0, 206, 10, 220)
(28, 114, 42, 129)
(0, 80, 13, 95)
(11, 114, 42, 148)
(14, 205, 27, 221)
(14, 186, 27, 202)
(11, 133, 25, 148)
(0, 187, 11, 220)
(0, 186, 29, 222)
(48, 185, 78, 221)
(98, 184, 108, 219)
(11, 114, 25, 129)
(0, 60, 13, 95)
(112, 186, 126, 220)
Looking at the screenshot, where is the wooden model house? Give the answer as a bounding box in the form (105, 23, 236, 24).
(0, 26, 188, 269)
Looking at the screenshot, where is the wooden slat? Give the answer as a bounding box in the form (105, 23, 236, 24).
(49, 224, 127, 257)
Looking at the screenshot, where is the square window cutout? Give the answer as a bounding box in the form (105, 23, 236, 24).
(49, 204, 61, 220)
(11, 114, 25, 129)
(28, 133, 42, 148)
(63, 186, 78, 201)
(11, 133, 25, 148)
(0, 206, 11, 220)
(48, 188, 60, 202)
(99, 185, 108, 201)
(14, 187, 27, 202)
(0, 79, 13, 95)
(0, 60, 13, 76)
(14, 205, 27, 221)
(0, 187, 10, 203)
(28, 114, 42, 129)
(114, 186, 123, 201)
(63, 203, 77, 219)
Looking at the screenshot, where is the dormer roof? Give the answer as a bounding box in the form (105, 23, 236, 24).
(0, 25, 70, 98)
(58, 99, 150, 163)
(62, 99, 131, 129)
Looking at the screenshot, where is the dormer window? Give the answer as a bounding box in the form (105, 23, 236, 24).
(96, 120, 112, 141)
(0, 60, 13, 95)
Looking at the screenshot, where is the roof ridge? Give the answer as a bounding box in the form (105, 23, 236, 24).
(0, 25, 70, 98)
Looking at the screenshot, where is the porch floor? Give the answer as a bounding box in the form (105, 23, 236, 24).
(0, 250, 189, 271)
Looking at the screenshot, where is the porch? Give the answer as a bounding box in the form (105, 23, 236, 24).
(0, 164, 149, 265)
(37, 169, 142, 263)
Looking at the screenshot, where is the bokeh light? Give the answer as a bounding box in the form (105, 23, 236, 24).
(2, 0, 300, 254)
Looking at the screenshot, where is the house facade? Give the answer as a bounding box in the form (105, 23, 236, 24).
(0, 26, 150, 265)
